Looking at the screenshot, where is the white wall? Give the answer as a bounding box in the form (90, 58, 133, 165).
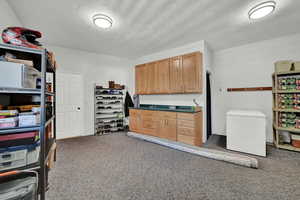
(212, 33, 300, 142)
(134, 40, 212, 142)
(0, 0, 22, 43)
(0, 1, 133, 138)
(46, 45, 133, 136)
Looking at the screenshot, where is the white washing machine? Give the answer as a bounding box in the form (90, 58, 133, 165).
(226, 110, 266, 157)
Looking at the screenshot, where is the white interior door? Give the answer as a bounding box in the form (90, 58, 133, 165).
(56, 73, 84, 139)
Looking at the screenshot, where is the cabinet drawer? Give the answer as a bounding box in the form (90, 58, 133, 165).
(141, 110, 157, 117)
(177, 120, 195, 128)
(177, 134, 195, 146)
(129, 109, 140, 117)
(142, 117, 157, 129)
(178, 127, 195, 136)
(177, 113, 195, 120)
(157, 111, 177, 119)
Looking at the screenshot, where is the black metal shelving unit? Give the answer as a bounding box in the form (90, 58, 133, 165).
(0, 43, 56, 200)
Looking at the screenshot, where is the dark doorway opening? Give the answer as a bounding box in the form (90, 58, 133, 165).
(206, 72, 212, 140)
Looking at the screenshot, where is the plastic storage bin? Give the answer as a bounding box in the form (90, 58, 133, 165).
(0, 176, 37, 200)
(226, 110, 266, 157)
(0, 142, 40, 171)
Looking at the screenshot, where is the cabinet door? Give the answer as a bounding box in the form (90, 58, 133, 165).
(129, 116, 139, 132)
(156, 59, 170, 93)
(169, 56, 184, 93)
(135, 65, 141, 94)
(146, 62, 156, 94)
(140, 110, 159, 136)
(182, 52, 202, 93)
(135, 64, 148, 94)
(129, 110, 141, 132)
(159, 118, 177, 141)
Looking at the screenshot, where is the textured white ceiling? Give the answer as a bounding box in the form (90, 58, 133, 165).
(7, 0, 300, 58)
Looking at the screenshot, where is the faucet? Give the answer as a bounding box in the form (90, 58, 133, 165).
(193, 99, 199, 106)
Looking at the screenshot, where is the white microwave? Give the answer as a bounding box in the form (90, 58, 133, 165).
(0, 61, 41, 89)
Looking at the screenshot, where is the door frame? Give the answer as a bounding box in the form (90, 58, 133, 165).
(206, 71, 212, 140)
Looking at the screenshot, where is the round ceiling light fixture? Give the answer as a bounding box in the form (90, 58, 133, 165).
(248, 1, 276, 20)
(93, 14, 113, 29)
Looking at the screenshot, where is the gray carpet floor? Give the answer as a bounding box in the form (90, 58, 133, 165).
(47, 132, 300, 200)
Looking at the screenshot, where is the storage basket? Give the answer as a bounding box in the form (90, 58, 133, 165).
(0, 174, 38, 200)
(275, 61, 293, 72)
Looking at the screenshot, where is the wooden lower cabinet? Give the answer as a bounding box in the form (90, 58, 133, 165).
(177, 112, 203, 146)
(129, 109, 140, 132)
(129, 109, 202, 147)
(157, 111, 177, 141)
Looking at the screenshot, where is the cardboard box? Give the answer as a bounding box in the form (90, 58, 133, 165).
(275, 61, 293, 72)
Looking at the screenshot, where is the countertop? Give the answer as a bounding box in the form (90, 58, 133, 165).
(129, 104, 202, 113)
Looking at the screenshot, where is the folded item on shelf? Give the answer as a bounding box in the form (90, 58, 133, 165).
(0, 117, 18, 129)
(0, 131, 39, 148)
(0, 110, 18, 117)
(8, 105, 39, 112)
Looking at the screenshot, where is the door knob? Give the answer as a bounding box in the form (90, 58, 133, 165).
(77, 107, 81, 111)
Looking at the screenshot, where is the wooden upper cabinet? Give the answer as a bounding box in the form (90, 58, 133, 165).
(135, 65, 141, 94)
(169, 56, 184, 93)
(146, 62, 156, 94)
(135, 64, 147, 94)
(135, 51, 202, 94)
(156, 59, 170, 93)
(182, 52, 202, 93)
